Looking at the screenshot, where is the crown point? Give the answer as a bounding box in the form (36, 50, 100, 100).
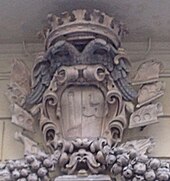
(102, 12, 113, 27)
(90, 9, 103, 23)
(60, 11, 71, 24)
(72, 9, 87, 21)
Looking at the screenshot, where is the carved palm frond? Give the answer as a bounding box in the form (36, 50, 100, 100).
(7, 59, 31, 105)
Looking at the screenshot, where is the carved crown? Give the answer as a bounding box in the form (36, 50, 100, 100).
(44, 9, 127, 50)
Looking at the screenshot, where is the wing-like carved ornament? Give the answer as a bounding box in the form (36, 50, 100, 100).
(24, 41, 79, 108)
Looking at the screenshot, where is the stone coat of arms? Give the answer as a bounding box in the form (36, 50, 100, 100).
(0, 9, 167, 181)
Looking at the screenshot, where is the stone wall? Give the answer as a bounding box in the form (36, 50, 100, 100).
(0, 41, 170, 160)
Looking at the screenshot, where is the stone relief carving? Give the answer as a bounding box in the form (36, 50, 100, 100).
(132, 60, 163, 85)
(137, 81, 165, 107)
(0, 9, 168, 181)
(129, 103, 163, 128)
(120, 138, 155, 155)
(15, 132, 41, 155)
(6, 59, 31, 106)
(11, 104, 35, 132)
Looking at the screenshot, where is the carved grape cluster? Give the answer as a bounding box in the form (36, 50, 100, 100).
(104, 146, 170, 181)
(0, 151, 60, 181)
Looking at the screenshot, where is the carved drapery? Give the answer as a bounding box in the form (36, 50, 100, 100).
(2, 9, 168, 181)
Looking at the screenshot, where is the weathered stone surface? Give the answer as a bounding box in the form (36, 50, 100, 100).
(137, 81, 165, 107)
(132, 60, 163, 85)
(11, 104, 35, 132)
(120, 138, 155, 155)
(129, 103, 163, 128)
(54, 175, 111, 181)
(2, 120, 24, 160)
(0, 8, 168, 181)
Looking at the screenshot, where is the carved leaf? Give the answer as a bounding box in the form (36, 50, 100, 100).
(10, 58, 31, 94)
(120, 138, 155, 155)
(7, 59, 31, 105)
(132, 59, 163, 85)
